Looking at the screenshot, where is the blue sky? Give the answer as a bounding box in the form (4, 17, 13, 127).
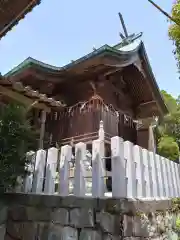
(0, 0, 179, 97)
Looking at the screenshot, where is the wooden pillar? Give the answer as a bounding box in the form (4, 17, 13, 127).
(39, 110, 47, 149)
(148, 125, 156, 153)
(137, 117, 156, 151)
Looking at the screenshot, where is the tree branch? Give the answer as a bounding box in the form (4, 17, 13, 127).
(148, 0, 180, 26)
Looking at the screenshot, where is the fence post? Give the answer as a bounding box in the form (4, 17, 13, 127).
(98, 120, 105, 177)
(32, 149, 46, 193)
(124, 141, 136, 198)
(24, 151, 36, 193)
(178, 162, 180, 196)
(149, 152, 158, 198)
(58, 145, 72, 196)
(155, 154, 163, 198)
(161, 157, 169, 198)
(165, 158, 173, 198)
(92, 139, 105, 197)
(142, 149, 151, 198)
(169, 160, 176, 197)
(111, 136, 125, 198)
(174, 162, 180, 196)
(171, 161, 178, 197)
(74, 142, 86, 197)
(171, 160, 178, 197)
(98, 120, 105, 141)
(44, 147, 58, 194)
(133, 145, 144, 198)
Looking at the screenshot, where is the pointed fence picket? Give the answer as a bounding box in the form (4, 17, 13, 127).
(74, 142, 86, 197)
(24, 151, 36, 193)
(58, 145, 71, 196)
(17, 136, 180, 199)
(111, 136, 126, 198)
(92, 139, 105, 197)
(32, 149, 46, 193)
(44, 147, 58, 194)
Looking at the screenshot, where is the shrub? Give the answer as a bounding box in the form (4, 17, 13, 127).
(0, 103, 36, 192)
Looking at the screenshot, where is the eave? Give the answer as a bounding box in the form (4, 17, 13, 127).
(0, 77, 65, 112)
(0, 0, 41, 39)
(138, 42, 169, 116)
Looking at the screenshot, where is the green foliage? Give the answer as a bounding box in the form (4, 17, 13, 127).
(169, 1, 180, 69)
(176, 218, 180, 231)
(157, 136, 179, 161)
(156, 91, 180, 160)
(172, 198, 180, 212)
(0, 103, 36, 192)
(161, 90, 178, 112)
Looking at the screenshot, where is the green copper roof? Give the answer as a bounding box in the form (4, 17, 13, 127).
(5, 36, 142, 77)
(5, 57, 61, 77)
(61, 44, 127, 71)
(3, 36, 168, 115)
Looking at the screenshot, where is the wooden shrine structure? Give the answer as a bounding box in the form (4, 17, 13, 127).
(0, 13, 168, 152)
(2, 39, 168, 151)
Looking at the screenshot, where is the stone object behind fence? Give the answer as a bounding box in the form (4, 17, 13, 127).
(0, 193, 179, 239)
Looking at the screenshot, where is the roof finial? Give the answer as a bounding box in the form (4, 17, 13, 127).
(117, 12, 143, 47)
(118, 12, 129, 39)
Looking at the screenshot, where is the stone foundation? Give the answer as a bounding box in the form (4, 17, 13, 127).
(0, 193, 179, 239)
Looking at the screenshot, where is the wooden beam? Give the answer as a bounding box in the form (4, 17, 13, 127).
(103, 81, 133, 106)
(136, 101, 159, 119)
(0, 85, 51, 112)
(136, 117, 154, 129)
(103, 68, 122, 77)
(138, 100, 156, 107)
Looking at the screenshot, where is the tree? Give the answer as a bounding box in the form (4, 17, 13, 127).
(0, 103, 36, 192)
(157, 136, 179, 161)
(161, 90, 177, 112)
(148, 0, 179, 25)
(156, 90, 180, 160)
(147, 1, 180, 159)
(169, 0, 180, 69)
(160, 91, 180, 141)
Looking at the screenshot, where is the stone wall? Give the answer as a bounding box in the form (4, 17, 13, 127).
(1, 193, 179, 239)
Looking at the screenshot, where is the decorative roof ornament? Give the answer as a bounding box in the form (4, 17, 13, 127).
(118, 12, 143, 48)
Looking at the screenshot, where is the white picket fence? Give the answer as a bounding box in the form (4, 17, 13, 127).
(18, 136, 180, 199)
